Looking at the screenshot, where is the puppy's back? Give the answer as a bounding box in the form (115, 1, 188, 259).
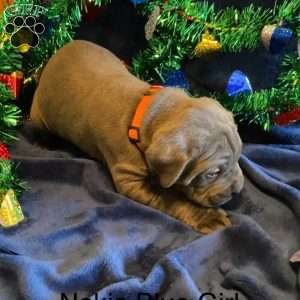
(30, 40, 148, 161)
(30, 40, 127, 128)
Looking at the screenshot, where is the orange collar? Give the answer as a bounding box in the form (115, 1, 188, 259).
(128, 85, 162, 145)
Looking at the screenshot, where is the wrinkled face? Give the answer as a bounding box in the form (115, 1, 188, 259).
(174, 141, 244, 207)
(145, 95, 244, 208)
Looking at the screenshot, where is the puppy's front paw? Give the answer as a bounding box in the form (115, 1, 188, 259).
(196, 208, 231, 235)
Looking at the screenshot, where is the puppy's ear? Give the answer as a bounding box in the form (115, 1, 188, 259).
(145, 135, 190, 188)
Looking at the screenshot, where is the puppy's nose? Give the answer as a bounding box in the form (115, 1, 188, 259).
(220, 193, 240, 210)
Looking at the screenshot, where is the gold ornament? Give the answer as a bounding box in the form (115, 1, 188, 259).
(18, 43, 31, 53)
(261, 24, 276, 50)
(194, 31, 221, 57)
(145, 6, 161, 41)
(0, 189, 24, 227)
(290, 250, 300, 264)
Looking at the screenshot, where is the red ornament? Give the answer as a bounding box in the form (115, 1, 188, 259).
(0, 71, 24, 99)
(0, 143, 10, 160)
(273, 107, 300, 126)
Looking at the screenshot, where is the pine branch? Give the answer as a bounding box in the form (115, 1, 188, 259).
(0, 83, 21, 143)
(216, 5, 273, 51)
(92, 0, 111, 6)
(0, 83, 13, 103)
(136, 0, 300, 54)
(277, 0, 300, 22)
(22, 0, 84, 75)
(133, 0, 300, 129)
(0, 160, 26, 196)
(215, 55, 300, 130)
(0, 44, 23, 73)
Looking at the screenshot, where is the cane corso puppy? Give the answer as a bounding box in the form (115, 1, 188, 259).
(30, 40, 244, 234)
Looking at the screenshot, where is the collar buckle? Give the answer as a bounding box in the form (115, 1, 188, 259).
(128, 85, 162, 146)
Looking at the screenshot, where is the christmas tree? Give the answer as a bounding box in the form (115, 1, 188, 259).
(132, 0, 300, 130)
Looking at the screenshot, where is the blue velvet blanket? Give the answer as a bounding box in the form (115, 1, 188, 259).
(1, 122, 300, 300)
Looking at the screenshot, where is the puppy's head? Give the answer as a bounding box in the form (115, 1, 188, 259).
(144, 89, 244, 207)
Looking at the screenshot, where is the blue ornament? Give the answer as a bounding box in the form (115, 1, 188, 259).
(130, 0, 147, 4)
(261, 25, 293, 54)
(270, 27, 293, 54)
(226, 70, 253, 97)
(164, 69, 190, 90)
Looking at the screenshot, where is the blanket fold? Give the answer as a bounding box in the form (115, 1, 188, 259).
(0, 123, 299, 300)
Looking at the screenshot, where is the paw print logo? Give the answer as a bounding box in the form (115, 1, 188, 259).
(4, 15, 45, 53)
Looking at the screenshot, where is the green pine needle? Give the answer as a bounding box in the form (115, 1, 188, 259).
(133, 0, 300, 129)
(0, 160, 26, 196)
(0, 44, 23, 74)
(0, 83, 22, 143)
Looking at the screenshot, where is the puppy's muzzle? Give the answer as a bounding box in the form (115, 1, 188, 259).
(208, 192, 239, 208)
(198, 166, 244, 208)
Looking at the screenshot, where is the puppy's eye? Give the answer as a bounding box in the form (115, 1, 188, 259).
(205, 168, 221, 179)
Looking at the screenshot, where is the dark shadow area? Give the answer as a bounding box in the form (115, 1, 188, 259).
(74, 0, 147, 62)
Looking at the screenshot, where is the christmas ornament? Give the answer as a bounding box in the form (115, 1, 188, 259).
(0, 189, 24, 227)
(273, 107, 300, 126)
(130, 0, 147, 4)
(226, 70, 253, 97)
(18, 43, 31, 53)
(261, 25, 293, 54)
(194, 31, 221, 57)
(290, 250, 300, 264)
(145, 6, 160, 41)
(0, 143, 10, 160)
(0, 71, 24, 98)
(164, 69, 190, 89)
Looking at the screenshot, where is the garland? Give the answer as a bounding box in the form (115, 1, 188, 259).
(0, 80, 25, 227)
(132, 0, 300, 129)
(0, 81, 24, 193)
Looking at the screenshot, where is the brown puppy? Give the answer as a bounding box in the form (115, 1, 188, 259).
(30, 40, 244, 234)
